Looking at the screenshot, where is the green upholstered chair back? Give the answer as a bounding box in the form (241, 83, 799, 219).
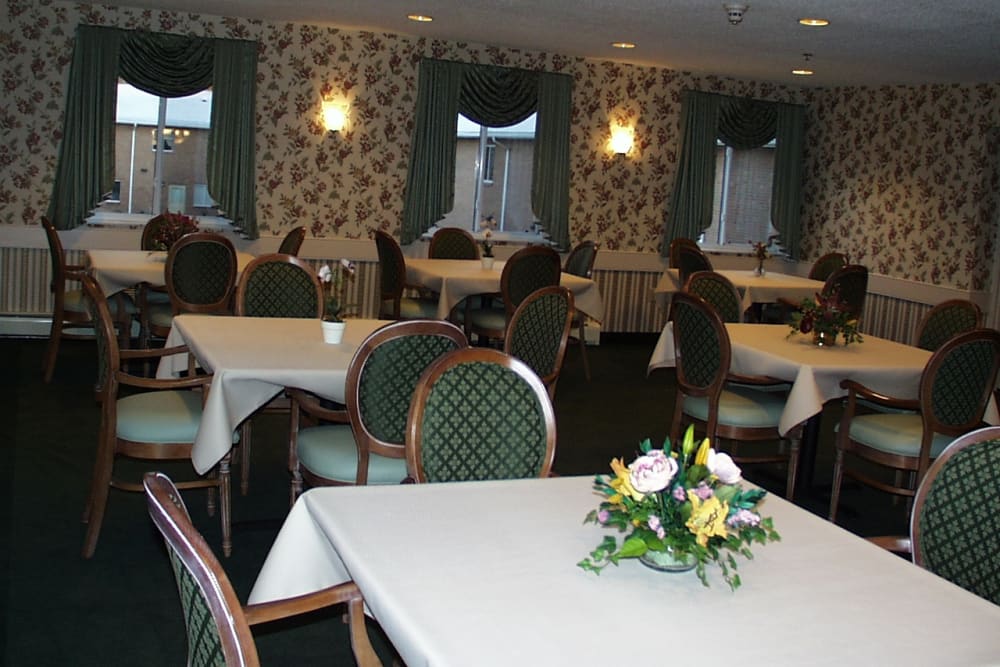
(921, 329, 1000, 431)
(406, 348, 556, 483)
(374, 230, 405, 300)
(808, 252, 848, 282)
(429, 227, 480, 259)
(670, 292, 729, 398)
(165, 233, 237, 314)
(822, 264, 868, 322)
(234, 254, 322, 318)
(563, 240, 597, 278)
(915, 300, 983, 352)
(684, 271, 743, 323)
(277, 226, 306, 256)
(910, 427, 1000, 605)
(504, 286, 573, 393)
(141, 217, 169, 251)
(669, 238, 713, 284)
(144, 472, 258, 667)
(348, 320, 468, 460)
(500, 245, 562, 317)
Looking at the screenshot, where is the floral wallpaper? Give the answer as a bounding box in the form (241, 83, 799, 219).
(1, 0, 998, 291)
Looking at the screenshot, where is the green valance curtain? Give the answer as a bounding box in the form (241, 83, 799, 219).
(663, 90, 806, 259)
(401, 58, 572, 250)
(47, 24, 258, 238)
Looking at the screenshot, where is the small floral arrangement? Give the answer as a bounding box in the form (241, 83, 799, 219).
(788, 288, 863, 345)
(578, 426, 779, 590)
(148, 212, 198, 251)
(317, 259, 356, 322)
(480, 215, 495, 257)
(750, 240, 770, 262)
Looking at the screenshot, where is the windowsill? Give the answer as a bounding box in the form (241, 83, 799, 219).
(86, 211, 233, 233)
(700, 244, 788, 260)
(421, 226, 552, 246)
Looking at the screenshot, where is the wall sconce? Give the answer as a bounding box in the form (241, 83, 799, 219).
(322, 101, 348, 134)
(609, 125, 634, 156)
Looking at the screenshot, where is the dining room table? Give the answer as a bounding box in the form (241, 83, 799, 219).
(86, 248, 256, 297)
(647, 322, 1000, 493)
(405, 257, 605, 322)
(156, 315, 391, 474)
(247, 475, 1000, 666)
(653, 268, 824, 313)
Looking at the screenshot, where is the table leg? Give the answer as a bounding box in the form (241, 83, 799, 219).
(795, 414, 822, 498)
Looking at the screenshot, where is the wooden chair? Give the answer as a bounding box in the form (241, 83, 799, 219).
(233, 253, 323, 494)
(79, 275, 231, 558)
(563, 240, 597, 380)
(669, 237, 713, 284)
(775, 262, 868, 326)
(463, 244, 562, 346)
(405, 347, 556, 482)
(504, 286, 574, 400)
(277, 226, 307, 256)
(914, 299, 983, 351)
(143, 232, 238, 346)
(683, 270, 744, 323)
(428, 227, 480, 259)
(669, 292, 800, 499)
(290, 320, 468, 502)
(866, 426, 1000, 605)
(136, 217, 175, 345)
(143, 472, 379, 667)
(41, 216, 134, 382)
(234, 254, 322, 318)
(807, 252, 849, 281)
(829, 328, 1000, 522)
(373, 230, 438, 320)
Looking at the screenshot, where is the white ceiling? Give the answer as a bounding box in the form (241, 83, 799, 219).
(103, 0, 1000, 87)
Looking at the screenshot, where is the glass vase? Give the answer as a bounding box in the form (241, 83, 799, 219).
(639, 546, 697, 573)
(812, 330, 837, 347)
(753, 259, 765, 277)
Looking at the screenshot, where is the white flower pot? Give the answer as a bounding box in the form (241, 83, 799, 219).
(481, 257, 495, 270)
(321, 320, 346, 344)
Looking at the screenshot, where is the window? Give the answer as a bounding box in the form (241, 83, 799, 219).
(105, 180, 121, 203)
(703, 140, 779, 250)
(439, 113, 537, 233)
(98, 82, 216, 219)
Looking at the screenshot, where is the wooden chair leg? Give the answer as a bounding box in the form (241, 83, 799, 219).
(577, 317, 591, 381)
(828, 449, 846, 522)
(219, 456, 232, 558)
(785, 435, 800, 502)
(82, 443, 115, 558)
(239, 421, 252, 496)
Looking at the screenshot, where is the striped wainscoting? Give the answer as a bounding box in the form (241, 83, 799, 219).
(860, 292, 931, 345)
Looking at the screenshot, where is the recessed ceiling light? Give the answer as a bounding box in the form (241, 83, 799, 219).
(798, 18, 829, 27)
(407, 14, 433, 22)
(611, 42, 636, 49)
(792, 68, 814, 76)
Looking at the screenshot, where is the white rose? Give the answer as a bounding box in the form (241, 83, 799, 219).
(317, 264, 332, 283)
(628, 450, 678, 494)
(707, 449, 742, 485)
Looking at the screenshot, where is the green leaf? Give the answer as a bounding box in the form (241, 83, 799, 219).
(618, 536, 648, 558)
(714, 484, 739, 504)
(639, 437, 653, 453)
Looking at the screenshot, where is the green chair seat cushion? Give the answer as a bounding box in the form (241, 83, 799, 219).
(683, 385, 785, 428)
(393, 298, 439, 320)
(66, 288, 137, 315)
(117, 391, 203, 444)
(464, 307, 506, 331)
(148, 302, 175, 328)
(143, 289, 172, 305)
(297, 425, 408, 484)
(835, 413, 955, 458)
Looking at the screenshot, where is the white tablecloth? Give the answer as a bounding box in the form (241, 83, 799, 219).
(653, 268, 824, 312)
(156, 315, 390, 473)
(86, 249, 255, 295)
(649, 323, 942, 435)
(405, 258, 605, 322)
(249, 476, 1000, 667)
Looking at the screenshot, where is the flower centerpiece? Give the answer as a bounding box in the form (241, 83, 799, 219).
(578, 426, 779, 590)
(750, 239, 769, 276)
(480, 215, 496, 258)
(788, 288, 862, 346)
(317, 259, 356, 322)
(148, 212, 198, 251)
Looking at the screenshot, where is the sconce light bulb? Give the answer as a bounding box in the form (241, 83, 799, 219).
(322, 102, 348, 133)
(610, 127, 634, 155)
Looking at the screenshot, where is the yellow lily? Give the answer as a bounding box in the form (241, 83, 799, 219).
(609, 457, 644, 502)
(686, 490, 729, 547)
(694, 438, 711, 466)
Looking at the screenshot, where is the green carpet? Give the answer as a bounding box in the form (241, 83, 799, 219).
(1, 335, 907, 665)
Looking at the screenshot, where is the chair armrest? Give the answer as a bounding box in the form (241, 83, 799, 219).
(866, 535, 912, 556)
(840, 379, 918, 411)
(120, 343, 190, 361)
(244, 582, 381, 667)
(118, 371, 212, 391)
(288, 388, 349, 423)
(727, 372, 788, 387)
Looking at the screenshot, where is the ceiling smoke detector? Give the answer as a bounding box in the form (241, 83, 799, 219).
(724, 3, 748, 25)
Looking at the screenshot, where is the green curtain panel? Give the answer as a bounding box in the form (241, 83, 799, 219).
(47, 25, 258, 238)
(46, 25, 122, 230)
(401, 58, 572, 249)
(663, 90, 806, 258)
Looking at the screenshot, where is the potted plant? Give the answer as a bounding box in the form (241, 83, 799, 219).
(317, 259, 356, 343)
